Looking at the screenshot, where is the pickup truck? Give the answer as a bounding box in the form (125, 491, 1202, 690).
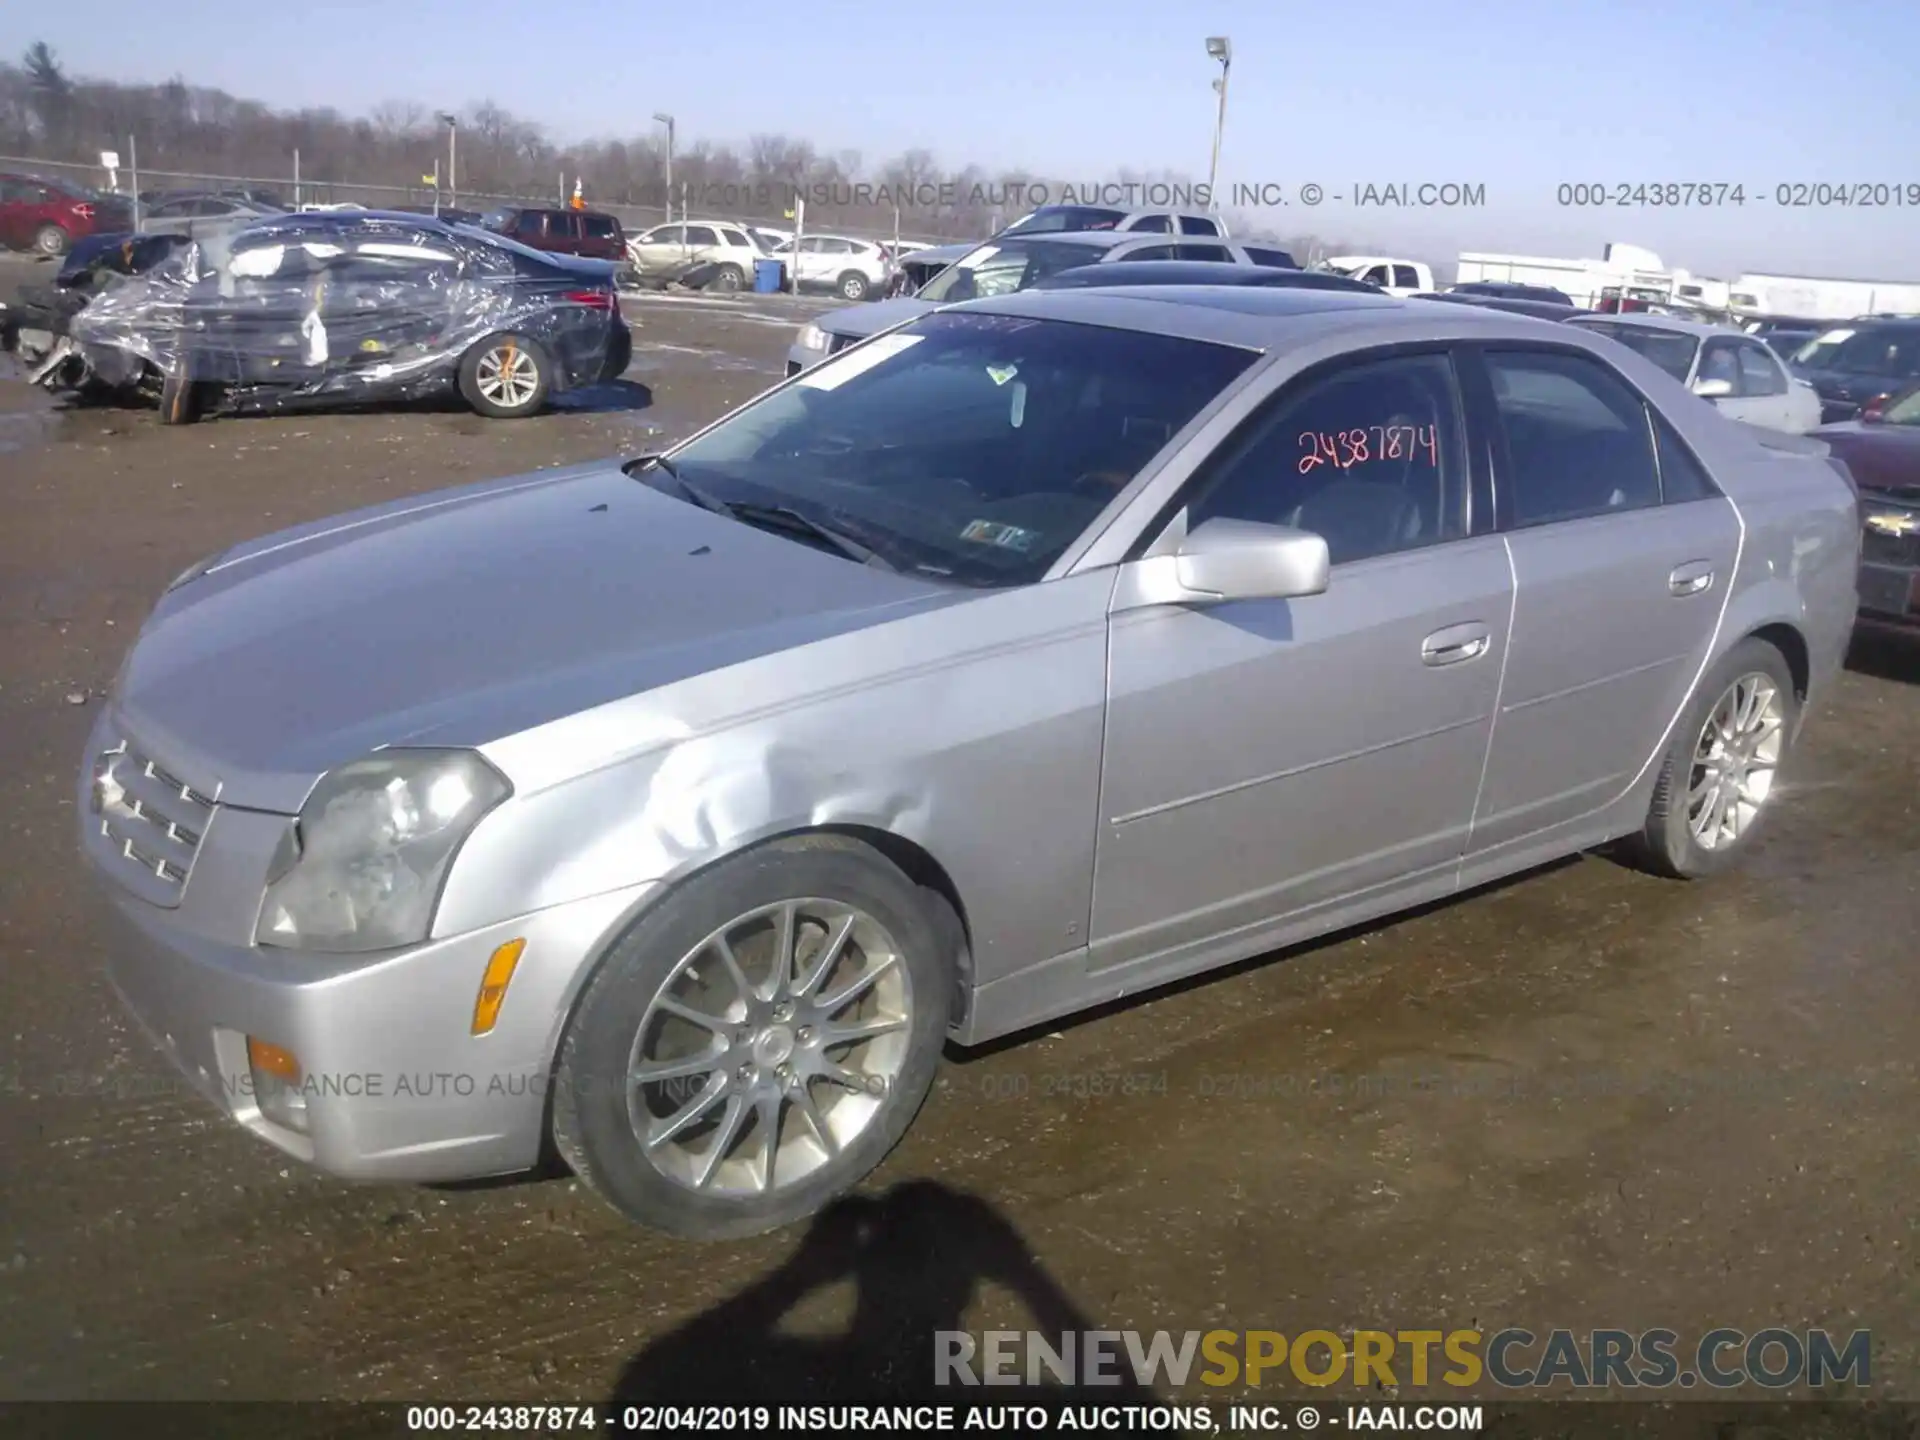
(1322, 255, 1435, 297)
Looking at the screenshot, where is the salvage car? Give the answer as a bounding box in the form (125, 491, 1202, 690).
(626, 221, 767, 292)
(1569, 313, 1823, 433)
(789, 230, 1265, 373)
(1813, 383, 1920, 633)
(81, 288, 1858, 1239)
(772, 234, 892, 301)
(1789, 318, 1920, 422)
(0, 171, 133, 256)
(28, 211, 630, 422)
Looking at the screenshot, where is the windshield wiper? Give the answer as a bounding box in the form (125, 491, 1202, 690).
(724, 502, 897, 571)
(625, 453, 735, 517)
(624, 454, 897, 571)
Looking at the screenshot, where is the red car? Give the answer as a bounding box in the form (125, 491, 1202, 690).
(480, 205, 626, 261)
(1814, 383, 1920, 634)
(0, 172, 132, 257)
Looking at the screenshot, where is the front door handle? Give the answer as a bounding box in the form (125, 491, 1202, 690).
(1421, 622, 1492, 666)
(1669, 561, 1715, 597)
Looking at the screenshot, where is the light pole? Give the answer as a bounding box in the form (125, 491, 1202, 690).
(653, 112, 675, 226)
(1205, 36, 1231, 211)
(436, 112, 458, 210)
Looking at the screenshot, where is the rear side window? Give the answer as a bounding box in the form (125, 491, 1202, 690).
(1117, 245, 1178, 262)
(583, 215, 618, 239)
(1245, 247, 1296, 268)
(1737, 344, 1786, 396)
(1180, 216, 1222, 236)
(1484, 350, 1662, 527)
(1185, 352, 1468, 565)
(684, 225, 719, 246)
(1177, 243, 1232, 262)
(1652, 414, 1720, 504)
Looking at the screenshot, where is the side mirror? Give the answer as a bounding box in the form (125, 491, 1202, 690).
(1692, 377, 1734, 399)
(1114, 517, 1331, 611)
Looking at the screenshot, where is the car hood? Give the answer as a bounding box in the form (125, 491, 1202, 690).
(818, 295, 935, 341)
(113, 462, 954, 812)
(1813, 422, 1920, 495)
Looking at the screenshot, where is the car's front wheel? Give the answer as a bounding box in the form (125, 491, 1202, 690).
(459, 333, 552, 418)
(551, 835, 951, 1239)
(34, 223, 70, 257)
(1623, 636, 1799, 878)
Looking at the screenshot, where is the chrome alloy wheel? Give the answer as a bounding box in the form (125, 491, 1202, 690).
(626, 899, 913, 1195)
(473, 341, 539, 409)
(1686, 671, 1786, 851)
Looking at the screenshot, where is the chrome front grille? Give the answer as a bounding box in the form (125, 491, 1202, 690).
(90, 738, 216, 902)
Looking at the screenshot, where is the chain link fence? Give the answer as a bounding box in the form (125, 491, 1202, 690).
(0, 153, 973, 248)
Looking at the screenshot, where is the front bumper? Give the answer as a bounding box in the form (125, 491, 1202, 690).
(79, 711, 656, 1183)
(1857, 498, 1920, 629)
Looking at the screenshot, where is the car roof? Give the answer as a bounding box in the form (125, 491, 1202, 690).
(1568, 312, 1746, 338)
(1040, 261, 1332, 288)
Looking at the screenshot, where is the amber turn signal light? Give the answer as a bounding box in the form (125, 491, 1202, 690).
(472, 939, 526, 1036)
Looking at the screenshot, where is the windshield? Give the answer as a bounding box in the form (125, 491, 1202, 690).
(916, 239, 1109, 303)
(1001, 205, 1129, 236)
(653, 311, 1256, 587)
(1574, 321, 1699, 382)
(1805, 327, 1920, 377)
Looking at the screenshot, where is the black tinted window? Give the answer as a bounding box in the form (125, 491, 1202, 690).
(1180, 216, 1222, 236)
(1486, 350, 1662, 527)
(1129, 214, 1174, 233)
(1827, 328, 1920, 377)
(1178, 243, 1232, 262)
(514, 212, 544, 237)
(664, 312, 1258, 587)
(1653, 414, 1720, 503)
(583, 215, 618, 238)
(1392, 266, 1420, 289)
(1118, 245, 1178, 262)
(1245, 247, 1297, 268)
(684, 225, 720, 246)
(1187, 353, 1467, 565)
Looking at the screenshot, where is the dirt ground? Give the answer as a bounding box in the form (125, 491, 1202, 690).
(1, 249, 1916, 1408)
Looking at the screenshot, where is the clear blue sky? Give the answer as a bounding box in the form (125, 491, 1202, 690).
(29, 0, 1920, 278)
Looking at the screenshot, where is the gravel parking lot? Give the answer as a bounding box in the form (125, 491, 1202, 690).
(1, 249, 1916, 1404)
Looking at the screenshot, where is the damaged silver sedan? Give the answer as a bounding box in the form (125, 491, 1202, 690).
(81, 287, 1859, 1238)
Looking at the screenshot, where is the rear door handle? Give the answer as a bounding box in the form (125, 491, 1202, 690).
(1421, 622, 1492, 666)
(1669, 561, 1715, 596)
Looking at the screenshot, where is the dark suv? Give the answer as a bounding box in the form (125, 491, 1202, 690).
(481, 206, 625, 261)
(0, 172, 133, 256)
(1791, 319, 1920, 422)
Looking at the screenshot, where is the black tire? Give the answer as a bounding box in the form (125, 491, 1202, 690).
(551, 834, 952, 1240)
(458, 333, 552, 418)
(837, 270, 870, 301)
(1620, 636, 1800, 879)
(709, 263, 745, 294)
(158, 367, 201, 426)
(599, 321, 633, 382)
(34, 223, 70, 258)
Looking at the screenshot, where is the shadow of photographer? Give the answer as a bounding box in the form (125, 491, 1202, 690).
(611, 1180, 1158, 1408)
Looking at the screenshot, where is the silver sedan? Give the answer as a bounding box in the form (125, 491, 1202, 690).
(80, 287, 1861, 1238)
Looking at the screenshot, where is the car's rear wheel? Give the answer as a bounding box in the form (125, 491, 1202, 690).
(551, 835, 951, 1239)
(459, 333, 551, 418)
(708, 263, 745, 294)
(158, 366, 202, 426)
(599, 322, 633, 382)
(837, 270, 870, 301)
(1622, 636, 1799, 878)
(34, 223, 70, 257)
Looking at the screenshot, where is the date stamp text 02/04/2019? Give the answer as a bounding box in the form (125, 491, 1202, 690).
(1557, 182, 1920, 207)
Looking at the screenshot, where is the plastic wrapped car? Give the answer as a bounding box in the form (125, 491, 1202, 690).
(30, 210, 631, 422)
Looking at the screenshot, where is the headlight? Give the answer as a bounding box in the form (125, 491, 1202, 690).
(256, 750, 510, 953)
(796, 322, 829, 351)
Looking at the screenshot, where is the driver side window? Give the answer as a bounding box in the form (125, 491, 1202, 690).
(1184, 353, 1468, 565)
